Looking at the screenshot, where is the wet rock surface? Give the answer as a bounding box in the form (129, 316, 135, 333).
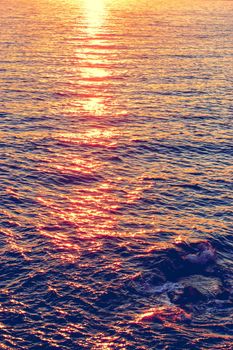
(129, 239, 233, 323)
(170, 275, 223, 304)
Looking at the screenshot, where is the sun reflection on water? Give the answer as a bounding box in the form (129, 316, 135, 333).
(55, 128, 118, 147)
(75, 0, 112, 117)
(37, 179, 120, 261)
(83, 0, 106, 35)
(33, 0, 124, 258)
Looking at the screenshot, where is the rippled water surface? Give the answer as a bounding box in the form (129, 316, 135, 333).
(0, 0, 233, 348)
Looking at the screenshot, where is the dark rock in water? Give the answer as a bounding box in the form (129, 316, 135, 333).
(130, 239, 232, 327)
(183, 241, 216, 266)
(128, 270, 166, 295)
(129, 240, 219, 298)
(146, 240, 216, 280)
(170, 275, 222, 304)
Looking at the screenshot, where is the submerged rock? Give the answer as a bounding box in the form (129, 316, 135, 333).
(129, 270, 166, 295)
(130, 239, 231, 327)
(129, 240, 219, 298)
(145, 239, 217, 280)
(183, 241, 216, 266)
(170, 275, 222, 304)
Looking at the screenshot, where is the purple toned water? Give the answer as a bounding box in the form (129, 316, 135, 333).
(0, 0, 233, 348)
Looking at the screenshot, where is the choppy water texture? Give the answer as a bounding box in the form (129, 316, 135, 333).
(0, 0, 233, 348)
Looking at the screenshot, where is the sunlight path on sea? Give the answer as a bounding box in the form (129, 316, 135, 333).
(0, 1, 233, 349)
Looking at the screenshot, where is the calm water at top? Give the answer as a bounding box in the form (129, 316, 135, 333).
(0, 0, 233, 349)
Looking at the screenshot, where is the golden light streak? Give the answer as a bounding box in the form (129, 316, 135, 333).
(78, 0, 111, 116)
(83, 0, 106, 36)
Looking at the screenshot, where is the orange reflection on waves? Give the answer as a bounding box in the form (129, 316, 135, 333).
(83, 0, 106, 36)
(91, 335, 121, 350)
(83, 96, 106, 116)
(44, 154, 101, 175)
(62, 0, 115, 118)
(37, 180, 121, 261)
(80, 67, 110, 80)
(136, 305, 191, 324)
(1, 227, 29, 259)
(55, 128, 118, 148)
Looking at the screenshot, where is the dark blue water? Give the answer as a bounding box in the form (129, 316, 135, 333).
(0, 0, 233, 348)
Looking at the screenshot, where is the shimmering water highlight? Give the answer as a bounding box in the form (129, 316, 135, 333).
(0, 0, 233, 349)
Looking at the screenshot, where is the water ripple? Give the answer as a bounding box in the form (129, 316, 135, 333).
(0, 0, 233, 349)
